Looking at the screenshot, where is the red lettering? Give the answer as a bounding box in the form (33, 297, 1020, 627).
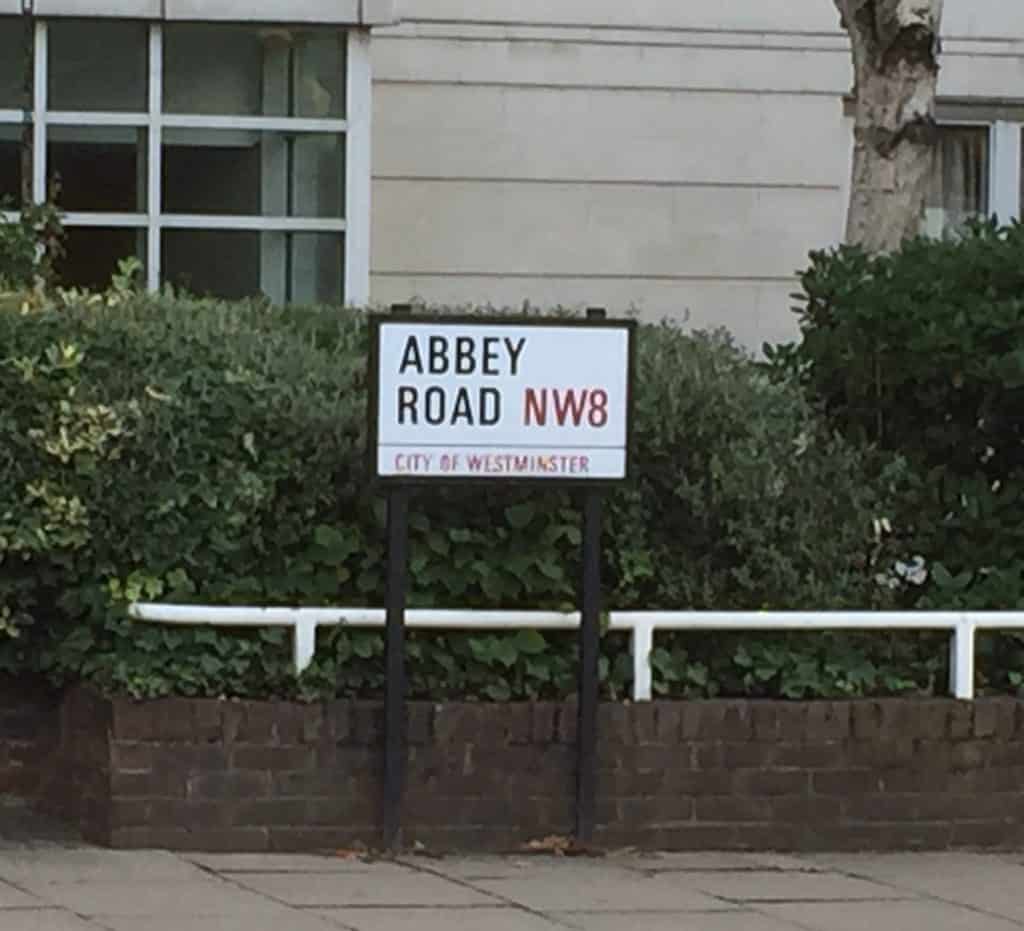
(524, 388, 546, 426)
(553, 389, 588, 427)
(589, 389, 608, 428)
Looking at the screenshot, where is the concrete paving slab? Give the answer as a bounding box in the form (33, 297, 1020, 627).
(613, 852, 816, 873)
(0, 877, 43, 907)
(229, 870, 498, 907)
(99, 912, 347, 931)
(554, 910, 806, 931)
(465, 870, 730, 912)
(420, 856, 604, 881)
(683, 869, 915, 903)
(800, 854, 1024, 921)
(0, 849, 206, 888)
(0, 908, 103, 931)
(761, 900, 1024, 931)
(314, 906, 570, 930)
(38, 879, 286, 918)
(186, 853, 406, 874)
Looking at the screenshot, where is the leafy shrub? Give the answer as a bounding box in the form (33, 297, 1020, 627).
(0, 200, 65, 292)
(771, 221, 1024, 637)
(0, 294, 913, 700)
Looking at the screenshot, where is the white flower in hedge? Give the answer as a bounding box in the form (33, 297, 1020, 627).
(894, 556, 928, 587)
(875, 572, 900, 591)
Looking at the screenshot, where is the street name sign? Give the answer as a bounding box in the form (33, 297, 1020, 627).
(369, 316, 635, 483)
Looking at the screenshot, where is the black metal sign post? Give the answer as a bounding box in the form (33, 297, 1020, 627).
(369, 305, 634, 851)
(383, 484, 410, 851)
(576, 483, 603, 844)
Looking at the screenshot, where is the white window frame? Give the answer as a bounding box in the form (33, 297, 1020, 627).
(2, 17, 372, 304)
(989, 120, 1022, 225)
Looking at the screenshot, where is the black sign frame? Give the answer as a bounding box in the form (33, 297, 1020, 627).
(366, 311, 637, 488)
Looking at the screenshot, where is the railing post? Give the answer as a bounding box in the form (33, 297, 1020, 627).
(293, 620, 317, 674)
(632, 622, 654, 702)
(950, 617, 976, 700)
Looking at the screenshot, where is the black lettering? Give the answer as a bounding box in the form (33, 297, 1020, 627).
(429, 336, 450, 375)
(482, 337, 500, 375)
(480, 388, 501, 426)
(455, 337, 476, 375)
(451, 387, 475, 426)
(424, 386, 446, 425)
(397, 386, 418, 424)
(505, 337, 526, 376)
(399, 337, 423, 375)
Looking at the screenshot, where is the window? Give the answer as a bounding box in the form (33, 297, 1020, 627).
(0, 17, 370, 304)
(925, 121, 1023, 237)
(924, 127, 989, 237)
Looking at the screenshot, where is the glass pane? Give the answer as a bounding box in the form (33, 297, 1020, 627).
(0, 17, 30, 110)
(0, 126, 24, 205)
(924, 126, 990, 238)
(48, 20, 147, 113)
(49, 126, 145, 212)
(161, 229, 342, 304)
(163, 128, 342, 218)
(59, 226, 145, 291)
(163, 24, 346, 118)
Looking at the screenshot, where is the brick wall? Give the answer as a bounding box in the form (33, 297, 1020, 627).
(0, 678, 59, 800)
(49, 689, 1024, 852)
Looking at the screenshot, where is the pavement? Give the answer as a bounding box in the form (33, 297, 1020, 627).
(3, 810, 1024, 930)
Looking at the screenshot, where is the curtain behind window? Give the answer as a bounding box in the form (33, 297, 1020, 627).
(924, 126, 989, 237)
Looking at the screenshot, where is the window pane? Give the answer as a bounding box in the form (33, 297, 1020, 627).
(59, 227, 145, 291)
(163, 24, 346, 118)
(0, 126, 24, 204)
(49, 127, 145, 212)
(48, 20, 147, 113)
(0, 17, 30, 110)
(924, 126, 989, 237)
(161, 229, 342, 304)
(163, 128, 343, 218)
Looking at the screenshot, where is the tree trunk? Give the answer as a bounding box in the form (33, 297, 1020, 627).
(836, 0, 943, 252)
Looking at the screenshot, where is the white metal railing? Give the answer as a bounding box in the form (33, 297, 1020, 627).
(129, 604, 1024, 702)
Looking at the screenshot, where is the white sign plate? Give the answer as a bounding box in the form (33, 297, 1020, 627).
(371, 318, 634, 482)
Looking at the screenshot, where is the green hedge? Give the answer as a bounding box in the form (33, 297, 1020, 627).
(771, 222, 1024, 692)
(0, 293, 939, 700)
(773, 222, 1024, 607)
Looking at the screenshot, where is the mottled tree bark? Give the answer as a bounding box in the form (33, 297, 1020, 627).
(836, 0, 943, 252)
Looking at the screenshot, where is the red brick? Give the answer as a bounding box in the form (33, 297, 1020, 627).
(268, 826, 372, 852)
(407, 704, 434, 745)
(110, 768, 186, 798)
(531, 703, 560, 745)
(775, 742, 845, 769)
(306, 796, 377, 825)
(749, 703, 780, 741)
(351, 702, 384, 745)
(231, 798, 310, 827)
(805, 703, 850, 742)
(325, 701, 351, 742)
(231, 745, 314, 771)
(187, 770, 271, 800)
(733, 769, 809, 797)
(598, 703, 633, 745)
(698, 702, 754, 741)
(612, 796, 694, 826)
(630, 704, 659, 745)
(948, 703, 973, 739)
(110, 826, 270, 852)
(974, 700, 1017, 739)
